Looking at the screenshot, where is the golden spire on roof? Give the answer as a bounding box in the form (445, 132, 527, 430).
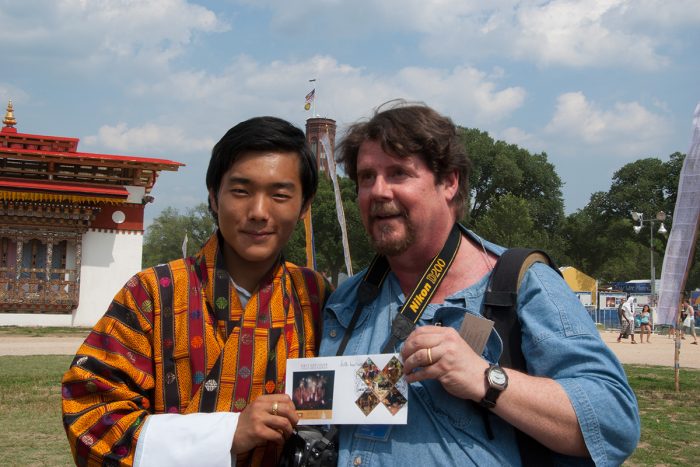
(3, 100, 17, 127)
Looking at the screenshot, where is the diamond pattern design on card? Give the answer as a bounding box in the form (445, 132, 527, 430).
(354, 356, 407, 416)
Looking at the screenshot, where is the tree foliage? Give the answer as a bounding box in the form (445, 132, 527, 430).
(284, 175, 373, 285)
(142, 203, 216, 268)
(561, 153, 700, 288)
(459, 127, 566, 259)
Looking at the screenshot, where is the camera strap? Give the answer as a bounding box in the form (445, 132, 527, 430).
(319, 225, 460, 457)
(336, 224, 461, 356)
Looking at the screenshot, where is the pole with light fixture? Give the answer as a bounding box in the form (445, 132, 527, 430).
(631, 211, 669, 303)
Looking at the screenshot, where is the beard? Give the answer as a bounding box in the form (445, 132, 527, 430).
(367, 201, 416, 256)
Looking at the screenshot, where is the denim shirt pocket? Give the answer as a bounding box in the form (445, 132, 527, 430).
(429, 306, 504, 364)
(322, 300, 374, 356)
(410, 306, 504, 433)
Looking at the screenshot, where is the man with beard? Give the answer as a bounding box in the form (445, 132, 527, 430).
(319, 102, 639, 466)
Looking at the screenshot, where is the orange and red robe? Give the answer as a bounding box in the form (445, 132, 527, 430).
(62, 232, 330, 466)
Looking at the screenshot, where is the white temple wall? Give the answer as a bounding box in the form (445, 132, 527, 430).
(73, 230, 143, 326)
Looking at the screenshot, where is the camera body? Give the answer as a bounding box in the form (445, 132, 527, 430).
(279, 426, 338, 467)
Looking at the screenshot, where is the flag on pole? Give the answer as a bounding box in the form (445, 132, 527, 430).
(303, 207, 316, 269)
(304, 89, 315, 111)
(182, 232, 188, 258)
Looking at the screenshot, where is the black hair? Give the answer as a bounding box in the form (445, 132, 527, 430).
(206, 116, 318, 223)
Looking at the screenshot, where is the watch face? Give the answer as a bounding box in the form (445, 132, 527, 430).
(489, 367, 507, 386)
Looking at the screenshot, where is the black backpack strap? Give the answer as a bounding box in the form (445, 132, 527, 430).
(482, 247, 561, 467)
(483, 248, 560, 369)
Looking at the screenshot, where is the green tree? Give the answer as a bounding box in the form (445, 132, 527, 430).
(561, 153, 699, 285)
(142, 203, 216, 268)
(285, 175, 373, 285)
(459, 127, 566, 259)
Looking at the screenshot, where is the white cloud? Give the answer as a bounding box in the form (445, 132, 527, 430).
(83, 122, 214, 156)
(236, 0, 699, 69)
(512, 0, 667, 69)
(544, 92, 672, 156)
(130, 55, 525, 128)
(497, 127, 547, 154)
(0, 0, 228, 68)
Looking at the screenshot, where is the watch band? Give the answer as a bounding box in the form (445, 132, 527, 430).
(480, 387, 500, 409)
(479, 364, 507, 409)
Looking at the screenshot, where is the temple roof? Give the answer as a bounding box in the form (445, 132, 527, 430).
(1, 101, 183, 194)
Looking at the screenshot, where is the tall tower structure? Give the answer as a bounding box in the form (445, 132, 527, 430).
(305, 117, 336, 174)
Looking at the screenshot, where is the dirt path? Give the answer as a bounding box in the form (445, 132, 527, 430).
(0, 336, 86, 356)
(598, 329, 700, 369)
(1, 330, 699, 369)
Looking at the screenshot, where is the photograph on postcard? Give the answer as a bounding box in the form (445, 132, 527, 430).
(291, 370, 335, 421)
(286, 353, 408, 425)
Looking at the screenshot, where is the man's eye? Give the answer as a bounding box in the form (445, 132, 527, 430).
(273, 193, 291, 200)
(231, 188, 248, 195)
(358, 173, 374, 183)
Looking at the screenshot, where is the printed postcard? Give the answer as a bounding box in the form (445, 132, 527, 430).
(285, 353, 408, 425)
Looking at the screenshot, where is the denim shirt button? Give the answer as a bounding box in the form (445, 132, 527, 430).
(353, 456, 362, 465)
(330, 329, 337, 337)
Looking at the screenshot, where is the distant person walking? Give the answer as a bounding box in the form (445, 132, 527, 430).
(681, 299, 698, 345)
(639, 304, 653, 343)
(618, 296, 637, 343)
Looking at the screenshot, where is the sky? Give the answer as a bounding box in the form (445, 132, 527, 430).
(2, 0, 700, 225)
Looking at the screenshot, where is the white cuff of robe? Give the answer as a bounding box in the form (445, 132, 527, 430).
(134, 412, 239, 467)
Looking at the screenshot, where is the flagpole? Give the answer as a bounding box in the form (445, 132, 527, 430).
(309, 78, 317, 117)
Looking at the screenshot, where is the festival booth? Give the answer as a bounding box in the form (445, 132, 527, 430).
(560, 266, 597, 307)
(596, 290, 627, 329)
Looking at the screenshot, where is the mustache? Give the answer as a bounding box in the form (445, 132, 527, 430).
(369, 202, 406, 217)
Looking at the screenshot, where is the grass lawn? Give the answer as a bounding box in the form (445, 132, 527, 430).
(0, 326, 90, 338)
(0, 356, 697, 466)
(0, 355, 74, 466)
(624, 364, 700, 466)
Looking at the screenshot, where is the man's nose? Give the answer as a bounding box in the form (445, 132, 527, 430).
(249, 194, 270, 220)
(369, 175, 391, 199)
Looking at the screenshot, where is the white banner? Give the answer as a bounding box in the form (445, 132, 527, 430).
(656, 103, 700, 324)
(320, 133, 353, 276)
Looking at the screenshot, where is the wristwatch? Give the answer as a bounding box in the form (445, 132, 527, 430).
(479, 364, 508, 409)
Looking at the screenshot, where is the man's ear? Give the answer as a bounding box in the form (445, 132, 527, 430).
(208, 189, 219, 215)
(299, 197, 313, 221)
(441, 169, 459, 203)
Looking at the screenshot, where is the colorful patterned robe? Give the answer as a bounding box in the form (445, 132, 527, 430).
(62, 232, 330, 466)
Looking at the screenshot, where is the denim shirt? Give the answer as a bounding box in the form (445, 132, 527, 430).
(319, 231, 639, 467)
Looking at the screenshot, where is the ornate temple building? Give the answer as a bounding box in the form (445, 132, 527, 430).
(0, 101, 182, 326)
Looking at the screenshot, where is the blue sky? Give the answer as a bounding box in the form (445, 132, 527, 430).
(2, 0, 699, 225)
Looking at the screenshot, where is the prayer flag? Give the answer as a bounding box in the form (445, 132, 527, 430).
(182, 232, 188, 258)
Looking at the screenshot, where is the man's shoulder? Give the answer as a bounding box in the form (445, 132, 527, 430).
(131, 257, 192, 286)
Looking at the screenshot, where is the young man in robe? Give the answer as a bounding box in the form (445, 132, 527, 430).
(62, 117, 330, 466)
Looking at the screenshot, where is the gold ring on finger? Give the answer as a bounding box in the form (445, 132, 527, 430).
(272, 402, 279, 416)
(427, 347, 433, 365)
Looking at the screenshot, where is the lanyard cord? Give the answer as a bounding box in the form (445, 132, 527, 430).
(336, 224, 462, 356)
